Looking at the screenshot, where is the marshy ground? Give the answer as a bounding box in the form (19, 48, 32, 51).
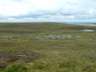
(0, 23, 96, 72)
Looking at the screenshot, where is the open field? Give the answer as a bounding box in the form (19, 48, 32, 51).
(0, 23, 96, 72)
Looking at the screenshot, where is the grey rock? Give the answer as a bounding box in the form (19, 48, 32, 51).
(76, 36, 82, 38)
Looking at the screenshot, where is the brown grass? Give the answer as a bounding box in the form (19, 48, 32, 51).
(60, 27, 96, 30)
(0, 30, 43, 34)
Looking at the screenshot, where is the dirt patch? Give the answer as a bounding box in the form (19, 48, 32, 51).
(0, 61, 7, 69)
(0, 50, 43, 63)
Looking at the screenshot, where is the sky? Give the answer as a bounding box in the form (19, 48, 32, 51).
(0, 0, 96, 22)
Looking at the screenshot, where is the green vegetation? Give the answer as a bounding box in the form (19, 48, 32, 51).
(0, 22, 96, 72)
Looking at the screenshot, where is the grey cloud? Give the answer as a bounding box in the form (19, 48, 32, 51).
(10, 0, 24, 2)
(0, 0, 96, 22)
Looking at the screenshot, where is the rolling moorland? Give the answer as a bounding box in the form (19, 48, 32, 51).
(0, 22, 96, 72)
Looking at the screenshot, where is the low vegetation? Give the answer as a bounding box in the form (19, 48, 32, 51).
(0, 22, 96, 72)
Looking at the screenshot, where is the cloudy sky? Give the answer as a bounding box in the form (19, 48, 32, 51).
(0, 0, 96, 22)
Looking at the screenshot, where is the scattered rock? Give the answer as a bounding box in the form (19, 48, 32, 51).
(33, 37, 44, 40)
(87, 35, 96, 39)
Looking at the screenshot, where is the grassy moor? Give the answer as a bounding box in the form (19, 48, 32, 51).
(0, 23, 96, 72)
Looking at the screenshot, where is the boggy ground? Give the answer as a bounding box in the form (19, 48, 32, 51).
(0, 23, 96, 72)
